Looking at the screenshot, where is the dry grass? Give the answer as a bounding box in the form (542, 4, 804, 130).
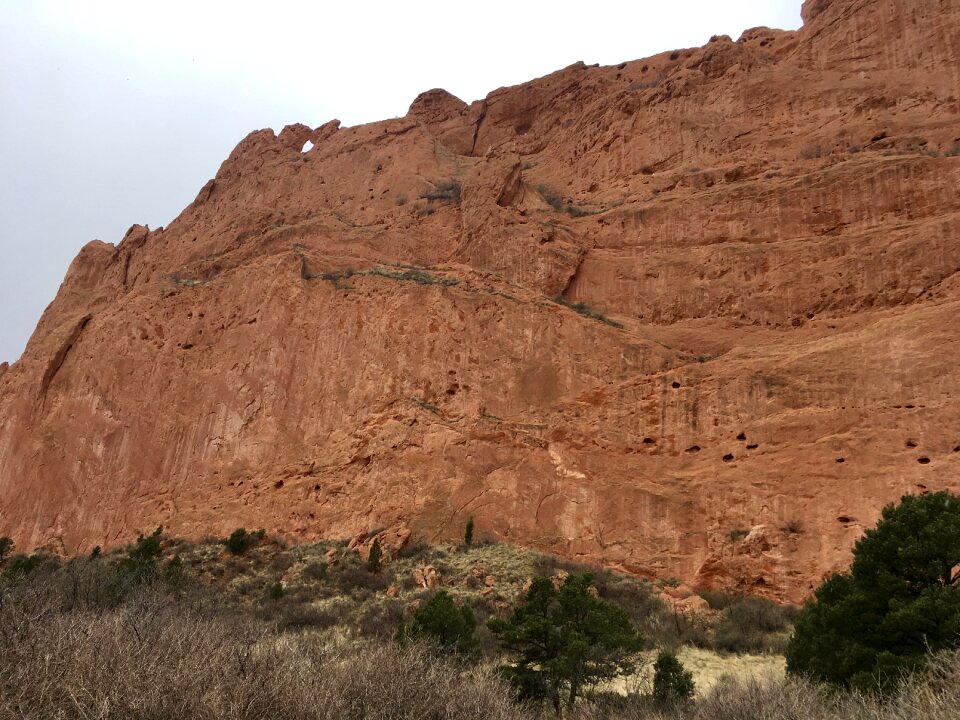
(572, 652, 960, 720)
(672, 646, 784, 694)
(10, 537, 796, 658)
(603, 647, 785, 698)
(0, 586, 518, 720)
(4, 538, 960, 719)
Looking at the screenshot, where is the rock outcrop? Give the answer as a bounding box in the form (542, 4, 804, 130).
(1, 0, 959, 602)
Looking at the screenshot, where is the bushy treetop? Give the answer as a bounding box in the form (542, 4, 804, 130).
(490, 572, 644, 712)
(786, 491, 960, 692)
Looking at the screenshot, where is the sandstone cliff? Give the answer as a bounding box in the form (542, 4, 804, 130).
(2, 0, 959, 601)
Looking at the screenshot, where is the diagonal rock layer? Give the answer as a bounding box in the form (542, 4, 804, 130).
(2, 0, 959, 601)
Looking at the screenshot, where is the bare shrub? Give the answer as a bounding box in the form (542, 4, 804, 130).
(4, 548, 960, 720)
(568, 654, 960, 719)
(0, 590, 520, 719)
(420, 180, 461, 203)
(300, 560, 328, 582)
(355, 598, 405, 639)
(699, 592, 800, 654)
(331, 559, 391, 598)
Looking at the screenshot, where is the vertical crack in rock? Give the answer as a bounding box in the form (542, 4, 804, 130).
(470, 100, 488, 156)
(38, 315, 91, 402)
(120, 251, 133, 289)
(495, 161, 524, 207)
(558, 250, 588, 299)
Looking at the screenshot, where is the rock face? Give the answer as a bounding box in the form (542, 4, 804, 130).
(1, 0, 959, 602)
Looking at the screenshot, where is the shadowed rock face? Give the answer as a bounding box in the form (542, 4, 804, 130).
(1, 0, 959, 602)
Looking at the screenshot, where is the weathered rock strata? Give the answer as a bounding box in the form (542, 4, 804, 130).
(1, 0, 959, 601)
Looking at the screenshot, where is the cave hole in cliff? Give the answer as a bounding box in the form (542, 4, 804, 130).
(918, 457, 931, 464)
(643, 437, 656, 445)
(671, 381, 681, 389)
(837, 516, 853, 523)
(722, 454, 734, 462)
(737, 432, 746, 441)
(746, 443, 758, 450)
(686, 445, 700, 453)
(906, 440, 917, 448)
(275, 480, 285, 489)
(314, 483, 321, 491)
(954, 446, 960, 452)
(836, 458, 845, 463)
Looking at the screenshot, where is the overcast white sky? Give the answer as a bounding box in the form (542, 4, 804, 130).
(0, 0, 803, 363)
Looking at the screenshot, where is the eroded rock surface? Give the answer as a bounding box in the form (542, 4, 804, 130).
(2, 0, 959, 601)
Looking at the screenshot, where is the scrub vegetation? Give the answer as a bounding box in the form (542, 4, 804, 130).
(1, 493, 958, 719)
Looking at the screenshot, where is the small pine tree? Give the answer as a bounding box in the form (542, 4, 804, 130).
(398, 589, 478, 655)
(367, 538, 383, 573)
(464, 517, 474, 547)
(89, 545, 101, 559)
(5, 553, 43, 576)
(652, 650, 695, 706)
(115, 526, 164, 586)
(106, 526, 167, 604)
(165, 554, 184, 585)
(226, 528, 253, 555)
(0, 536, 13, 563)
(490, 573, 644, 712)
(268, 581, 284, 601)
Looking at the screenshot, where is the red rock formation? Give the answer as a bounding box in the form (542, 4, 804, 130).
(2, 0, 959, 602)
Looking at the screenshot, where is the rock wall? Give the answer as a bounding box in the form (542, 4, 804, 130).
(1, 0, 958, 601)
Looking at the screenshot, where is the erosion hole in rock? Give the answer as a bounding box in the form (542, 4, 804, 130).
(905, 440, 917, 448)
(671, 381, 681, 389)
(837, 516, 853, 523)
(836, 458, 845, 463)
(274, 480, 284, 489)
(685, 445, 701, 453)
(643, 437, 656, 445)
(746, 443, 758, 450)
(954, 446, 960, 452)
(313, 484, 321, 491)
(736, 432, 746, 441)
(722, 453, 734, 462)
(302, 140, 314, 153)
(918, 457, 931, 464)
